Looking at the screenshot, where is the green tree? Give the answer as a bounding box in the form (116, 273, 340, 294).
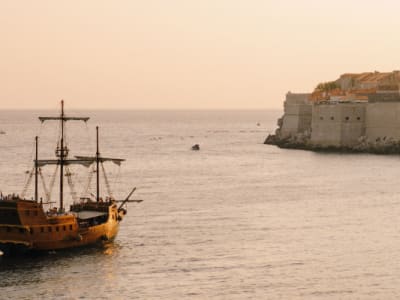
(316, 81, 338, 92)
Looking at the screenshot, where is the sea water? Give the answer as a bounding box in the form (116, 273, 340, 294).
(1, 110, 400, 299)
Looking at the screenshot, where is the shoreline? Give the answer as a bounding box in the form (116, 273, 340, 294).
(264, 134, 400, 155)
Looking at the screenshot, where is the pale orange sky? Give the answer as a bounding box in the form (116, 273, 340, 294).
(1, 1, 400, 110)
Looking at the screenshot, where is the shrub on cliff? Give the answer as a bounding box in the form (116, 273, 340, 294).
(315, 81, 339, 92)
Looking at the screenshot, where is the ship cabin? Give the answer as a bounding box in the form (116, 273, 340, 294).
(0, 198, 78, 246)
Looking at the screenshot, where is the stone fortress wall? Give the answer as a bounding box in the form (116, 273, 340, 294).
(280, 93, 312, 138)
(311, 102, 366, 147)
(266, 71, 400, 152)
(366, 102, 400, 141)
(271, 92, 400, 152)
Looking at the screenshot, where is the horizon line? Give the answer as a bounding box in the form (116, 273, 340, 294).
(0, 107, 282, 111)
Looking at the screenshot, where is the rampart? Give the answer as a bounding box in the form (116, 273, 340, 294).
(265, 92, 400, 154)
(279, 92, 312, 138)
(311, 103, 366, 147)
(366, 102, 400, 141)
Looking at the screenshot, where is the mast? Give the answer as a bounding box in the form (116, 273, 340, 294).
(96, 126, 100, 202)
(60, 100, 65, 212)
(39, 101, 88, 211)
(38, 104, 127, 208)
(35, 136, 38, 202)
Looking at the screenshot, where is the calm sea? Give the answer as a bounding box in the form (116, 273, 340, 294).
(1, 109, 400, 299)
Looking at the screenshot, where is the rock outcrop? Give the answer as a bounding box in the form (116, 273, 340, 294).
(265, 132, 400, 154)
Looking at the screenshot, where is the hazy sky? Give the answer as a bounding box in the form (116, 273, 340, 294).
(1, 1, 400, 110)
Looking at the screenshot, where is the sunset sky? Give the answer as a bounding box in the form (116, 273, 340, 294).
(1, 1, 400, 110)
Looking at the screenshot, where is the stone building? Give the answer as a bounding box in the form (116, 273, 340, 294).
(279, 92, 312, 138)
(268, 71, 400, 152)
(337, 71, 400, 91)
(310, 103, 366, 147)
(366, 102, 400, 141)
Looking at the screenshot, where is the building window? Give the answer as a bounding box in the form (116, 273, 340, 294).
(320, 116, 324, 120)
(48, 227, 52, 232)
(30, 228, 34, 234)
(345, 116, 350, 121)
(330, 116, 334, 120)
(63, 225, 66, 231)
(40, 227, 44, 233)
(56, 226, 59, 232)
(69, 225, 73, 230)
(357, 117, 361, 121)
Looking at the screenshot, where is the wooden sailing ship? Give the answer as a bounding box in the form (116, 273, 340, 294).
(0, 101, 141, 256)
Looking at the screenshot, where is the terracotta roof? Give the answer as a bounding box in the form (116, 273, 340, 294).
(342, 72, 392, 83)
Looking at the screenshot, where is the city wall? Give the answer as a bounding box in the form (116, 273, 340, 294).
(366, 102, 400, 141)
(265, 93, 400, 153)
(279, 93, 312, 138)
(311, 103, 366, 147)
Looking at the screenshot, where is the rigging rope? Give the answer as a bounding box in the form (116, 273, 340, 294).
(48, 164, 59, 202)
(21, 122, 46, 199)
(21, 167, 34, 198)
(22, 133, 38, 196)
(65, 166, 78, 202)
(39, 168, 50, 202)
(82, 164, 95, 198)
(101, 162, 113, 197)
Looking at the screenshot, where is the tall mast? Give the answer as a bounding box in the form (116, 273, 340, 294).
(60, 100, 65, 211)
(96, 126, 100, 202)
(35, 136, 38, 202)
(38, 101, 90, 210)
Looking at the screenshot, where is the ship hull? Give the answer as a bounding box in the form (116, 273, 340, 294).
(0, 199, 125, 256)
(0, 242, 31, 256)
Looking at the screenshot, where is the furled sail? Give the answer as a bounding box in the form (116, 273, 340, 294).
(39, 117, 89, 122)
(36, 159, 94, 167)
(74, 156, 125, 166)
